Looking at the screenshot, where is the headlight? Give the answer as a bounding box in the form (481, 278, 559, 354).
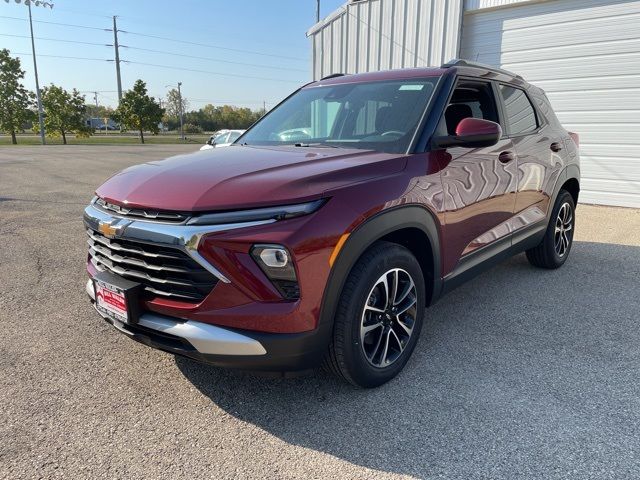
(186, 199, 326, 226)
(250, 244, 299, 300)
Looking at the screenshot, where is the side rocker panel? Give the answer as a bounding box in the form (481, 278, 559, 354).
(442, 165, 580, 295)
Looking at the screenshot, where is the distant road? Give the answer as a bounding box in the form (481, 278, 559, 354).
(0, 133, 209, 146)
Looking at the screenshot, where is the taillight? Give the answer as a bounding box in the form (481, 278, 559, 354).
(568, 131, 579, 148)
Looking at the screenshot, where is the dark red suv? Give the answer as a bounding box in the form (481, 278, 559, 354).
(84, 60, 580, 387)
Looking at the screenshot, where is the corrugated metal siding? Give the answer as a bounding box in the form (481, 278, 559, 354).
(464, 0, 541, 11)
(461, 0, 640, 207)
(308, 0, 463, 80)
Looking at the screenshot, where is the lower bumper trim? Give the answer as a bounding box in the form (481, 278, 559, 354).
(86, 279, 266, 356)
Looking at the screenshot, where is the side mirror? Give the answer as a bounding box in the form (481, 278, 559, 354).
(432, 117, 502, 149)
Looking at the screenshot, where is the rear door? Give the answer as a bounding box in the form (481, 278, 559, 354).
(439, 79, 518, 275)
(497, 84, 564, 225)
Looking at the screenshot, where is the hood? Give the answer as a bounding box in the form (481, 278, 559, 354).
(95, 145, 406, 211)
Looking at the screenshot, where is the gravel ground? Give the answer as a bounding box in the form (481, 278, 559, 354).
(1, 145, 639, 479)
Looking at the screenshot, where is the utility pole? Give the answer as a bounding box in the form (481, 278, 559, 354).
(28, 2, 46, 145)
(177, 82, 184, 141)
(93, 91, 99, 107)
(316, 0, 320, 22)
(112, 16, 123, 103)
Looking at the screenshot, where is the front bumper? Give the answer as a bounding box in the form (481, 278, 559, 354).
(86, 280, 328, 371)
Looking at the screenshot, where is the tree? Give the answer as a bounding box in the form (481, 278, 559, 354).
(113, 80, 164, 144)
(85, 104, 113, 120)
(0, 49, 35, 144)
(182, 104, 263, 132)
(40, 85, 90, 144)
(164, 87, 188, 127)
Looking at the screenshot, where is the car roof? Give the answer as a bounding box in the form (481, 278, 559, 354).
(306, 60, 529, 89)
(306, 67, 446, 87)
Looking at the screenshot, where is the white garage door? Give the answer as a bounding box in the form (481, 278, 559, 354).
(460, 0, 640, 207)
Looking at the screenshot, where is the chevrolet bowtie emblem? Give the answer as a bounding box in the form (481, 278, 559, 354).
(98, 221, 124, 239)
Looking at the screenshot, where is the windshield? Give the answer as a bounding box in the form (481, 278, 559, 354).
(240, 77, 440, 153)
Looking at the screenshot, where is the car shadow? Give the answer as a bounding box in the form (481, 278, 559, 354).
(175, 241, 640, 478)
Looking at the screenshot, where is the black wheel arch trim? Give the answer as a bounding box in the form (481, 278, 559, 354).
(548, 164, 580, 222)
(317, 205, 442, 339)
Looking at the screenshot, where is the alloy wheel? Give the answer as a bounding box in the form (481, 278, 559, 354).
(554, 202, 573, 257)
(360, 268, 418, 368)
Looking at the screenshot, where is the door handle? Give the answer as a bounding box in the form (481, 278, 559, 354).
(550, 142, 563, 152)
(498, 151, 515, 163)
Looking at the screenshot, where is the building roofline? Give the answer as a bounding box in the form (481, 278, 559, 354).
(306, 2, 349, 36)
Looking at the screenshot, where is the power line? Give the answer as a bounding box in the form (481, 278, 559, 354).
(125, 61, 304, 84)
(123, 46, 308, 73)
(0, 33, 109, 47)
(2, 15, 309, 65)
(13, 52, 111, 62)
(114, 13, 300, 59)
(11, 52, 306, 84)
(121, 30, 307, 62)
(2, 13, 311, 64)
(1, 33, 308, 74)
(343, 7, 427, 65)
(0, 15, 108, 32)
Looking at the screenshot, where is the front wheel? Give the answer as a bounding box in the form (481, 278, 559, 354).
(526, 189, 576, 269)
(324, 242, 426, 388)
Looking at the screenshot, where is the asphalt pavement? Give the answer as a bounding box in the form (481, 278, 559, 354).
(1, 145, 639, 479)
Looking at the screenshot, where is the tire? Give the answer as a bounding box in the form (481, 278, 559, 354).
(324, 241, 426, 388)
(526, 189, 576, 269)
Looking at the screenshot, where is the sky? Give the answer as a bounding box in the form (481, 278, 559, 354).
(0, 0, 345, 110)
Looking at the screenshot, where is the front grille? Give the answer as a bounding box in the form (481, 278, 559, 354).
(87, 229, 218, 302)
(95, 197, 189, 223)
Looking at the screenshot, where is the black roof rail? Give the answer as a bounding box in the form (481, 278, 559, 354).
(320, 73, 347, 80)
(442, 59, 523, 80)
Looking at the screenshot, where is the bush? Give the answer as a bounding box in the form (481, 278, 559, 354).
(182, 123, 203, 134)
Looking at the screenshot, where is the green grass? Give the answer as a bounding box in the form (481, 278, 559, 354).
(0, 133, 210, 146)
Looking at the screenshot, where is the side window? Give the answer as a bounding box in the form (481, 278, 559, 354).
(439, 81, 500, 136)
(499, 85, 538, 135)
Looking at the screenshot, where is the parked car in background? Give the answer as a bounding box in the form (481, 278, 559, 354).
(200, 129, 246, 150)
(84, 60, 580, 388)
(86, 117, 119, 131)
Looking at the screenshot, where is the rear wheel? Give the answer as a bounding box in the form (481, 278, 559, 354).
(526, 189, 575, 269)
(324, 242, 426, 388)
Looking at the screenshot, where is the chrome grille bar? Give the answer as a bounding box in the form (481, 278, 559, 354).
(87, 228, 219, 302)
(87, 229, 183, 260)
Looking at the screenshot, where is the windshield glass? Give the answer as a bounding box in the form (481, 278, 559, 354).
(240, 77, 440, 153)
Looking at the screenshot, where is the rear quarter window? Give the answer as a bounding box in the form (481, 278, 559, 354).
(499, 85, 538, 135)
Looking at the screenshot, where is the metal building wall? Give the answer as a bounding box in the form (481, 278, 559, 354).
(307, 0, 463, 80)
(464, 0, 539, 10)
(460, 0, 640, 207)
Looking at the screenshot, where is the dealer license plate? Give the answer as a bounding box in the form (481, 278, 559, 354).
(94, 278, 129, 324)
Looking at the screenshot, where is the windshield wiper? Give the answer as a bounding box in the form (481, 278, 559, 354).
(293, 142, 341, 148)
